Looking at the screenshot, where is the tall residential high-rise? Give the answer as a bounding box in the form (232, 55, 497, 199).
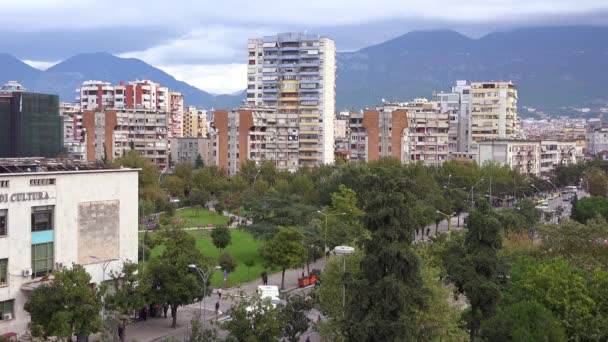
(183, 106, 208, 137)
(470, 81, 519, 146)
(246, 32, 336, 167)
(0, 81, 63, 158)
(436, 80, 473, 155)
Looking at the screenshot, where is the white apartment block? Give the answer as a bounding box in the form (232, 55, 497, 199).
(0, 159, 138, 336)
(587, 128, 608, 155)
(246, 32, 336, 167)
(436, 80, 473, 155)
(478, 139, 578, 177)
(170, 137, 214, 168)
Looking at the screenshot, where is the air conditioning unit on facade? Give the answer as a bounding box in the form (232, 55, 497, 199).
(3, 313, 12, 320)
(22, 269, 32, 277)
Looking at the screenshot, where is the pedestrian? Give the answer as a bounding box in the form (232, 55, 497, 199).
(163, 304, 169, 319)
(215, 301, 220, 316)
(302, 270, 305, 278)
(306, 337, 311, 342)
(416, 228, 419, 236)
(426, 228, 430, 237)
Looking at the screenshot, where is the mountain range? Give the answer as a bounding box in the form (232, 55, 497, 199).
(1, 26, 607, 112)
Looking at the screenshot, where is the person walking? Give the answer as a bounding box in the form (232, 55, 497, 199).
(215, 301, 220, 316)
(218, 289, 222, 300)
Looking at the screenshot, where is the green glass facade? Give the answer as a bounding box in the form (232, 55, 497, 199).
(0, 92, 63, 158)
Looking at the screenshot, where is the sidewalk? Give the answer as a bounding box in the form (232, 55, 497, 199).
(125, 259, 326, 342)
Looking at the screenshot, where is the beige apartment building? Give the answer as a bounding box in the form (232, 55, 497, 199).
(183, 106, 208, 138)
(399, 99, 450, 165)
(470, 81, 519, 147)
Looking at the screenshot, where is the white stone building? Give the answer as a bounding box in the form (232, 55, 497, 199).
(0, 159, 138, 336)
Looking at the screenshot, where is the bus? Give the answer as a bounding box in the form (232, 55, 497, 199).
(563, 186, 578, 194)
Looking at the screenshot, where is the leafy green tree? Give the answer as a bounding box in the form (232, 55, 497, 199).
(142, 228, 213, 328)
(315, 252, 363, 340)
(342, 166, 427, 341)
(538, 219, 608, 270)
(107, 262, 144, 342)
(163, 175, 187, 198)
(571, 196, 608, 223)
(504, 257, 607, 340)
(261, 227, 307, 289)
(114, 150, 166, 208)
(219, 252, 237, 273)
(415, 244, 468, 341)
(443, 201, 502, 341)
(189, 319, 219, 342)
(278, 294, 313, 342)
(223, 295, 281, 342)
(25, 264, 103, 340)
(194, 154, 205, 169)
(584, 167, 608, 196)
(480, 301, 566, 342)
(211, 226, 231, 253)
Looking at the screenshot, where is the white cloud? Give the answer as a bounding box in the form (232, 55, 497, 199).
(2, 0, 607, 31)
(158, 63, 247, 94)
(22, 60, 59, 70)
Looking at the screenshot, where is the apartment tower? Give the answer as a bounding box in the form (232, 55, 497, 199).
(246, 32, 336, 167)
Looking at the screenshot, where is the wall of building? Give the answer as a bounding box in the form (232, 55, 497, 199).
(0, 169, 138, 335)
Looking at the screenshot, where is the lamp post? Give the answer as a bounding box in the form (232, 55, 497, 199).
(317, 210, 346, 258)
(189, 264, 209, 324)
(435, 210, 453, 232)
(546, 179, 560, 197)
(334, 246, 355, 317)
(88, 256, 117, 320)
(470, 178, 484, 206)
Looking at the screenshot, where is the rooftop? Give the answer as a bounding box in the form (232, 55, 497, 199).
(0, 158, 117, 174)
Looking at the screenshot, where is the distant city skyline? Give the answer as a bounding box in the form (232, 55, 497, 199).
(3, 0, 608, 93)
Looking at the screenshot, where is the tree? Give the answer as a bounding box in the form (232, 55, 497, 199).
(538, 217, 608, 270)
(142, 228, 213, 328)
(278, 294, 313, 342)
(571, 196, 608, 223)
(223, 295, 281, 341)
(342, 165, 428, 341)
(584, 167, 608, 196)
(443, 201, 502, 341)
(504, 257, 607, 340)
(480, 301, 566, 342)
(261, 227, 307, 289)
(106, 262, 144, 342)
(25, 264, 103, 340)
(194, 154, 205, 169)
(244, 258, 256, 281)
(219, 252, 237, 273)
(211, 226, 231, 253)
(189, 319, 219, 342)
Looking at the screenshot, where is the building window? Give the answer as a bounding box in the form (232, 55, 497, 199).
(31, 206, 54, 232)
(0, 210, 5, 237)
(0, 259, 6, 286)
(0, 300, 13, 320)
(32, 243, 53, 278)
(0, 180, 8, 188)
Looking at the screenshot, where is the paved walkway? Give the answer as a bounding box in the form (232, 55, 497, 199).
(125, 259, 326, 342)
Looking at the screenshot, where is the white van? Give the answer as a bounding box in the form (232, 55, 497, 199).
(257, 285, 281, 306)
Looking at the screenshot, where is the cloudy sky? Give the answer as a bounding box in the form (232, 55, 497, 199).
(2, 0, 607, 93)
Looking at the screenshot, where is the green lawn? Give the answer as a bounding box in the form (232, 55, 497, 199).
(172, 207, 229, 228)
(145, 229, 272, 288)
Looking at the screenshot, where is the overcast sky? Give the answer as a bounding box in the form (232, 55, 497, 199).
(3, 0, 608, 93)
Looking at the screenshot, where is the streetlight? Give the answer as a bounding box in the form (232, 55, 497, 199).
(88, 256, 118, 320)
(546, 179, 560, 197)
(334, 246, 355, 317)
(435, 210, 453, 232)
(317, 210, 346, 258)
(189, 264, 209, 324)
(470, 178, 484, 205)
